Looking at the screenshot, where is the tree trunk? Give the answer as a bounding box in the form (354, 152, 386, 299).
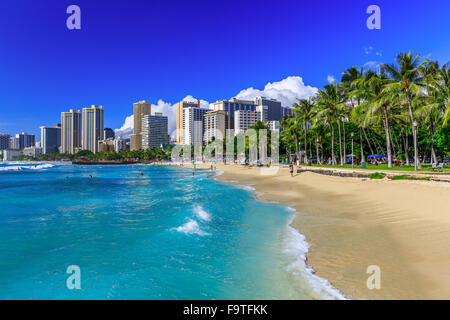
(431, 124, 437, 165)
(336, 117, 343, 166)
(404, 127, 410, 165)
(360, 127, 365, 163)
(343, 120, 347, 165)
(330, 123, 337, 165)
(363, 127, 375, 160)
(315, 130, 320, 164)
(304, 120, 308, 163)
(383, 105, 393, 168)
(405, 88, 421, 169)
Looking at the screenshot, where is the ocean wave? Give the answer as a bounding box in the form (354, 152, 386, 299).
(0, 163, 55, 172)
(173, 219, 209, 236)
(281, 215, 348, 300)
(194, 205, 211, 221)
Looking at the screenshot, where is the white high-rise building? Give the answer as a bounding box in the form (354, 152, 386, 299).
(183, 107, 209, 146)
(61, 109, 82, 154)
(82, 105, 104, 153)
(114, 137, 127, 152)
(142, 113, 169, 150)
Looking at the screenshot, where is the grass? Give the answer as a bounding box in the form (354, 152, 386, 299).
(390, 175, 432, 181)
(309, 163, 449, 173)
(369, 172, 387, 180)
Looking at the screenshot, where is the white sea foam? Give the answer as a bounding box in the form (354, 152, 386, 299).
(0, 163, 55, 172)
(174, 219, 209, 236)
(281, 214, 348, 300)
(194, 205, 211, 221)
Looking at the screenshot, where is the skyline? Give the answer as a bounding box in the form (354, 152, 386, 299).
(2, 0, 450, 136)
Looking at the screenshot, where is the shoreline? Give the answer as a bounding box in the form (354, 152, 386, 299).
(188, 162, 450, 300)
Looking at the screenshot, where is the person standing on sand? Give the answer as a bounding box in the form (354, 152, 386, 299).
(289, 164, 294, 177)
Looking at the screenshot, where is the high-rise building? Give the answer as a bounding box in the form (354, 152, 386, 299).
(23, 146, 42, 158)
(204, 110, 228, 144)
(183, 107, 209, 146)
(2, 150, 20, 161)
(254, 96, 283, 121)
(142, 113, 169, 150)
(130, 101, 151, 151)
(213, 98, 257, 130)
(234, 110, 262, 135)
(82, 105, 104, 153)
(176, 100, 201, 144)
(10, 137, 20, 149)
(0, 134, 10, 150)
(98, 139, 115, 153)
(40, 124, 61, 154)
(15, 132, 35, 149)
(114, 137, 127, 152)
(104, 128, 115, 140)
(281, 106, 293, 118)
(61, 109, 82, 154)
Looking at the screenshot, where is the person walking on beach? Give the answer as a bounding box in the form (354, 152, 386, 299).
(289, 164, 294, 177)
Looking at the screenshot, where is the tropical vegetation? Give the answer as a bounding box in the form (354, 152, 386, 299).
(280, 52, 450, 171)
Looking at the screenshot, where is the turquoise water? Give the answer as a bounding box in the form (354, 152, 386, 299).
(0, 163, 343, 300)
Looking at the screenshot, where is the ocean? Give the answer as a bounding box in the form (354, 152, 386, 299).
(0, 162, 344, 299)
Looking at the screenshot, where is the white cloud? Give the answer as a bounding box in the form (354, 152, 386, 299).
(364, 46, 374, 55)
(364, 61, 381, 72)
(234, 76, 318, 107)
(114, 114, 134, 139)
(327, 75, 336, 84)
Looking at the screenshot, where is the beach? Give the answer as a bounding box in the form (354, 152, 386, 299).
(191, 163, 450, 300)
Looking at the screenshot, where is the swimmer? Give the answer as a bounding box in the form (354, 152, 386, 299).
(89, 175, 93, 178)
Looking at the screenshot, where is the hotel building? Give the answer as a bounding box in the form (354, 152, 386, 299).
(130, 101, 151, 151)
(114, 137, 127, 152)
(82, 105, 104, 154)
(142, 113, 169, 149)
(213, 98, 257, 130)
(15, 132, 35, 150)
(10, 137, 20, 149)
(61, 109, 82, 154)
(0, 134, 10, 150)
(98, 139, 115, 153)
(204, 110, 228, 144)
(254, 96, 283, 121)
(40, 124, 61, 154)
(183, 107, 209, 146)
(175, 100, 201, 144)
(234, 110, 262, 135)
(104, 128, 115, 140)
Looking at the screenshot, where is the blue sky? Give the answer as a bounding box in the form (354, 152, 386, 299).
(1, 0, 450, 137)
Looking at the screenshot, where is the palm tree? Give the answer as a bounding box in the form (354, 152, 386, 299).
(382, 52, 429, 170)
(280, 115, 300, 162)
(418, 63, 450, 163)
(293, 97, 315, 163)
(316, 83, 345, 165)
(353, 71, 396, 167)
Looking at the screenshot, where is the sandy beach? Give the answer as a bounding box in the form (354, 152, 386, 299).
(186, 163, 450, 300)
